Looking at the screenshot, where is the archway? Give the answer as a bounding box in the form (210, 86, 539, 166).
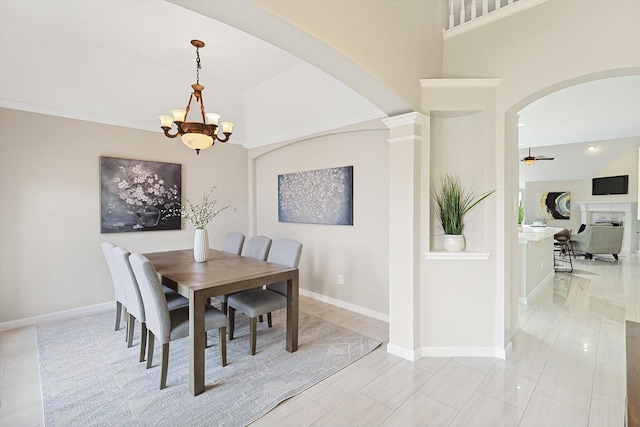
(505, 67, 640, 339)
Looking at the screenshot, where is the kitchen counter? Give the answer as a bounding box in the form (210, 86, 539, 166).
(517, 225, 562, 304)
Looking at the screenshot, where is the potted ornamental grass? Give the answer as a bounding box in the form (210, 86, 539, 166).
(518, 201, 525, 232)
(432, 174, 495, 251)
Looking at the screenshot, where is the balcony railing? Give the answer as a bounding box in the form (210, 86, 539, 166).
(445, 0, 547, 38)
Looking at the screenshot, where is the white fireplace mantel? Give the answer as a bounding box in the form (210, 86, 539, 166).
(576, 201, 636, 253)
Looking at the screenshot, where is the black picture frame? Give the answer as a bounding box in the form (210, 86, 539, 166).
(100, 156, 182, 233)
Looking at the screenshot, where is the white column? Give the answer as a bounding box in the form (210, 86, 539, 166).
(382, 112, 429, 361)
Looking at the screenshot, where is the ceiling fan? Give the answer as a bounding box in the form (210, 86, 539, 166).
(520, 148, 555, 165)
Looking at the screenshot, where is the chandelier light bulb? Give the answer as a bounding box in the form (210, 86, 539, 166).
(221, 122, 235, 134)
(170, 109, 186, 122)
(159, 115, 174, 128)
(205, 113, 220, 125)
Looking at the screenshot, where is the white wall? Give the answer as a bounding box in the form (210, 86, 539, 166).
(430, 111, 494, 251)
(0, 108, 248, 324)
(244, 61, 384, 148)
(444, 1, 640, 111)
(419, 83, 502, 357)
(249, 120, 390, 317)
(443, 0, 640, 347)
(251, 0, 445, 112)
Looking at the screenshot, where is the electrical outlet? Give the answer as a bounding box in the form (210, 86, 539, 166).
(337, 274, 344, 286)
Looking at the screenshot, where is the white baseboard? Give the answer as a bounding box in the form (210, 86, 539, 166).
(299, 289, 389, 322)
(518, 270, 554, 305)
(421, 345, 507, 359)
(386, 342, 420, 361)
(387, 343, 507, 361)
(504, 341, 513, 357)
(508, 320, 521, 340)
(0, 302, 114, 332)
(2, 290, 389, 332)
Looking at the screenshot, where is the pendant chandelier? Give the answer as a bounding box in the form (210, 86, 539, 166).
(159, 40, 234, 155)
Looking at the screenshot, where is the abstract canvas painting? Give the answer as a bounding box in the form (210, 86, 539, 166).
(100, 156, 182, 233)
(537, 191, 571, 220)
(278, 166, 353, 225)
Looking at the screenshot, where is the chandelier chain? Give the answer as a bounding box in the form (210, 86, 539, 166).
(195, 46, 201, 85)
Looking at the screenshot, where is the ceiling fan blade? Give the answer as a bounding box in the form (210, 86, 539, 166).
(520, 148, 554, 163)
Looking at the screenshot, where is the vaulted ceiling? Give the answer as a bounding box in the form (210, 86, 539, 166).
(519, 75, 640, 148)
(1, 0, 638, 152)
(0, 0, 385, 149)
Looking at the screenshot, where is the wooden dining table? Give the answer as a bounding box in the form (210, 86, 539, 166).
(144, 248, 299, 396)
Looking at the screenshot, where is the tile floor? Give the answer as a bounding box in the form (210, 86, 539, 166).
(1, 253, 637, 426)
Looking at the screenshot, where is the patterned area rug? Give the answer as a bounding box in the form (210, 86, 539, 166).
(37, 309, 380, 426)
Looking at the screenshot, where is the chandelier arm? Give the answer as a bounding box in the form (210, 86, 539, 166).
(161, 127, 181, 138)
(215, 133, 232, 143)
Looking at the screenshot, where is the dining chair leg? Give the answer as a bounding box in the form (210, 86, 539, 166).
(219, 327, 227, 367)
(127, 314, 135, 348)
(125, 310, 130, 342)
(228, 308, 235, 340)
(115, 301, 123, 331)
(221, 301, 228, 315)
(250, 317, 257, 355)
(139, 323, 147, 362)
(267, 312, 272, 328)
(146, 331, 155, 369)
(160, 343, 169, 390)
(258, 315, 264, 323)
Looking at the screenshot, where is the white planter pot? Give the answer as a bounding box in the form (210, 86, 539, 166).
(193, 228, 209, 262)
(443, 234, 465, 252)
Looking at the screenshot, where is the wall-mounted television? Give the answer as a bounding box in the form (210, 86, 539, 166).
(592, 175, 629, 195)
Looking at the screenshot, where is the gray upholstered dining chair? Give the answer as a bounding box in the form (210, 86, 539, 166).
(100, 242, 127, 333)
(242, 235, 272, 261)
(227, 239, 302, 355)
(218, 235, 272, 314)
(112, 246, 190, 362)
(222, 232, 245, 255)
(129, 253, 228, 390)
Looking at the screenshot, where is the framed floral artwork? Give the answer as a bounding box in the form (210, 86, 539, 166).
(100, 156, 182, 233)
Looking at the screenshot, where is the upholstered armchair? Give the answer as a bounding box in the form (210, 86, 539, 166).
(572, 224, 624, 260)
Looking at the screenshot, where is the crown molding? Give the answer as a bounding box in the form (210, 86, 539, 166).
(420, 79, 502, 89)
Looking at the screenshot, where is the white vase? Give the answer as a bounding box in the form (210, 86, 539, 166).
(193, 228, 209, 262)
(443, 234, 465, 252)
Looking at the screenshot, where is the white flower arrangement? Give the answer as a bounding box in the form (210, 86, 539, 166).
(181, 186, 236, 229)
(113, 164, 180, 214)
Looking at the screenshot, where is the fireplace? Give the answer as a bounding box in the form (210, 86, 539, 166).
(576, 202, 637, 253)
